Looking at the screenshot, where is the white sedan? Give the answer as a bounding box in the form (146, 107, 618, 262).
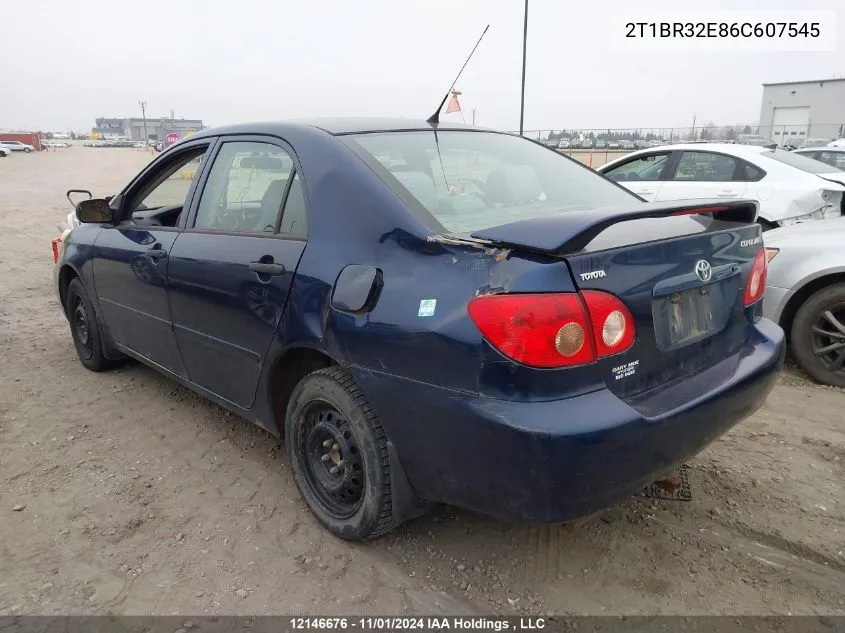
(598, 143, 845, 229)
(792, 146, 845, 171)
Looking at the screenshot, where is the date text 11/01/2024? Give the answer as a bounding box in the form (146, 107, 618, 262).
(289, 618, 548, 631)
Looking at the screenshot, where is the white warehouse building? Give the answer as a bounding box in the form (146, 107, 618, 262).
(759, 78, 845, 147)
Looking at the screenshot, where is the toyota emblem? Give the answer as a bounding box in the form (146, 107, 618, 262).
(694, 259, 712, 283)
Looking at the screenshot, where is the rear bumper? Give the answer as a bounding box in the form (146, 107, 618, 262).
(354, 318, 785, 523)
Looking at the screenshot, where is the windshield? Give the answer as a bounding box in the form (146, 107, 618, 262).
(762, 148, 844, 174)
(342, 130, 636, 234)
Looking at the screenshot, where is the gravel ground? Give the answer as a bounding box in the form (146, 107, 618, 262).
(0, 147, 842, 616)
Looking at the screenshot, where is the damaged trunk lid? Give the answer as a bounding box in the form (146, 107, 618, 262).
(470, 200, 765, 399)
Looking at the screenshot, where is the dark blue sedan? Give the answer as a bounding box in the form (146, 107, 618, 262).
(56, 119, 785, 540)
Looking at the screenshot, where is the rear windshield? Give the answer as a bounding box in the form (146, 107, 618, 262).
(762, 148, 844, 173)
(342, 130, 636, 234)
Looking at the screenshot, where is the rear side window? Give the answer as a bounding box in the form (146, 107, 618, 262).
(673, 152, 738, 181)
(342, 130, 636, 234)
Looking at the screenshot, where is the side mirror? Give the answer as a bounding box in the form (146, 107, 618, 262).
(76, 198, 114, 224)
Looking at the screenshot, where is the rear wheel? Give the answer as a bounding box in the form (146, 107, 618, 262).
(285, 367, 398, 541)
(66, 278, 115, 372)
(790, 283, 845, 388)
(24, 147, 32, 153)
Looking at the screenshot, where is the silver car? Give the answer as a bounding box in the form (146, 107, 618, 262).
(763, 217, 845, 387)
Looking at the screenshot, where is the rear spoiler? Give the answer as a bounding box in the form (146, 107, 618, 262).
(469, 199, 758, 256)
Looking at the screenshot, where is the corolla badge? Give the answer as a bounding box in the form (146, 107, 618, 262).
(694, 259, 712, 283)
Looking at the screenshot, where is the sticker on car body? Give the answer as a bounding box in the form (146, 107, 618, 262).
(611, 360, 639, 380)
(418, 299, 437, 317)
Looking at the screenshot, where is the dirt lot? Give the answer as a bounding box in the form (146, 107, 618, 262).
(0, 147, 843, 616)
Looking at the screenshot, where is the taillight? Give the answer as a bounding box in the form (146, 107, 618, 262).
(581, 290, 636, 357)
(51, 238, 62, 264)
(467, 291, 635, 368)
(744, 249, 767, 306)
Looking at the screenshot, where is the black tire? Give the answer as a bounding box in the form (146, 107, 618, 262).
(285, 366, 398, 541)
(24, 147, 32, 153)
(790, 283, 845, 388)
(65, 278, 115, 372)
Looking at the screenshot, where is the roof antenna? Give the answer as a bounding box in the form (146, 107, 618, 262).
(427, 25, 490, 125)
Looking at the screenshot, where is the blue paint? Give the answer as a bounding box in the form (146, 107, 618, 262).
(55, 118, 785, 525)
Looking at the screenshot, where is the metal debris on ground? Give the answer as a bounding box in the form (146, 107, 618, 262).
(637, 464, 692, 502)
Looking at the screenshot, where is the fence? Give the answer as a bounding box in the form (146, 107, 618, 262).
(503, 124, 845, 168)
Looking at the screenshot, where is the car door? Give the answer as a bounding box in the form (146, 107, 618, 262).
(601, 152, 673, 201)
(166, 137, 308, 408)
(656, 150, 748, 202)
(92, 139, 214, 375)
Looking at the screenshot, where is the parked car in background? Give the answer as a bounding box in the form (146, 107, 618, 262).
(54, 117, 783, 540)
(0, 146, 10, 157)
(608, 140, 621, 150)
(736, 134, 777, 149)
(634, 140, 650, 149)
(595, 139, 607, 149)
(0, 140, 35, 153)
(557, 139, 571, 150)
(42, 140, 70, 148)
(598, 143, 845, 228)
(791, 147, 845, 171)
(828, 139, 845, 148)
(763, 217, 845, 387)
(802, 139, 834, 149)
(620, 139, 635, 150)
(581, 138, 593, 149)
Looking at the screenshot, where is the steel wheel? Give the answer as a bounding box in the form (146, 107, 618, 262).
(810, 303, 845, 376)
(294, 400, 365, 519)
(72, 296, 94, 361)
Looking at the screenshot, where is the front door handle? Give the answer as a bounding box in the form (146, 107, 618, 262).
(249, 261, 285, 276)
(147, 245, 168, 260)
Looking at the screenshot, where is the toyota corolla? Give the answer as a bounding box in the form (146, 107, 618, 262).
(55, 119, 784, 540)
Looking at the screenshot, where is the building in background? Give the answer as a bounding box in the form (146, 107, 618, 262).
(92, 116, 205, 142)
(759, 78, 845, 147)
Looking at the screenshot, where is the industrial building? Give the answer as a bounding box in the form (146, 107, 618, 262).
(92, 116, 204, 142)
(759, 78, 845, 147)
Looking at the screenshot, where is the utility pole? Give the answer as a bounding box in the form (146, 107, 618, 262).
(472, 108, 477, 126)
(139, 100, 148, 143)
(691, 112, 697, 140)
(519, 0, 528, 136)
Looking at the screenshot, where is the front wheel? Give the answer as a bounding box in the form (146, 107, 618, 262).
(285, 367, 398, 541)
(790, 283, 845, 388)
(65, 278, 115, 372)
(24, 147, 32, 153)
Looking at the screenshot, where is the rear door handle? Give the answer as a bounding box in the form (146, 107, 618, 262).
(249, 262, 285, 276)
(147, 245, 168, 260)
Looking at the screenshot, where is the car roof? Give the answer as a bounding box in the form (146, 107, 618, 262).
(795, 146, 845, 153)
(190, 117, 486, 139)
(618, 143, 771, 158)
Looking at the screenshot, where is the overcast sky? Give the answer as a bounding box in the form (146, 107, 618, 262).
(0, 0, 842, 133)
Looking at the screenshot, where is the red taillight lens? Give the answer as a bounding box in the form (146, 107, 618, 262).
(467, 291, 635, 368)
(744, 249, 767, 306)
(581, 290, 636, 357)
(467, 293, 595, 368)
(51, 238, 62, 264)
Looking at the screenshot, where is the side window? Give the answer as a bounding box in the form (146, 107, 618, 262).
(279, 172, 307, 237)
(130, 148, 208, 212)
(816, 152, 845, 170)
(738, 161, 764, 181)
(674, 152, 737, 182)
(194, 141, 294, 233)
(603, 153, 670, 182)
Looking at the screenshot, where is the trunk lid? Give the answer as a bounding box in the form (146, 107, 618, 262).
(470, 200, 764, 398)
